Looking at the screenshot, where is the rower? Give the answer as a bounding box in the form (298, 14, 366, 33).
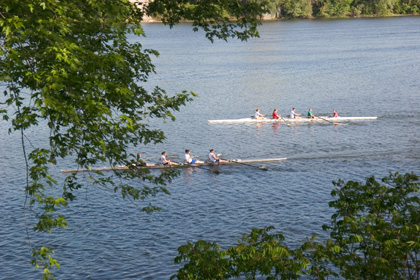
(160, 151, 175, 165)
(254, 108, 265, 119)
(185, 149, 203, 164)
(307, 108, 315, 119)
(290, 108, 301, 119)
(208, 149, 228, 163)
(137, 153, 154, 167)
(332, 109, 338, 118)
(272, 108, 281, 119)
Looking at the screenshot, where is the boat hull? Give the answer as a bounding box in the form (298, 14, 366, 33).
(208, 116, 377, 124)
(61, 158, 287, 173)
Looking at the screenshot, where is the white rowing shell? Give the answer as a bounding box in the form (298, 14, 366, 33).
(208, 116, 377, 124)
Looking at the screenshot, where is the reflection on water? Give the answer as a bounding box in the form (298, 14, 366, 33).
(272, 122, 280, 132)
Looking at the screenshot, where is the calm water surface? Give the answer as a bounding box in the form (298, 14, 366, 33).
(1, 17, 420, 279)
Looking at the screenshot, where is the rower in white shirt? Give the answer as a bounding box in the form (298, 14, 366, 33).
(290, 108, 301, 119)
(185, 149, 203, 164)
(254, 108, 265, 119)
(160, 151, 175, 165)
(208, 149, 229, 163)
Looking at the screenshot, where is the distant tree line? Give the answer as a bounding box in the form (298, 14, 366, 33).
(261, 0, 420, 18)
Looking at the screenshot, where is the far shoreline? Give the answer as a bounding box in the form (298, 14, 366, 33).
(141, 13, 420, 23)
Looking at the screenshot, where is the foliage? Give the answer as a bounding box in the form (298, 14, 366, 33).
(374, 0, 398, 15)
(326, 171, 420, 279)
(226, 227, 304, 280)
(173, 172, 420, 279)
(30, 246, 60, 280)
(277, 0, 313, 18)
(0, 0, 267, 278)
(256, 0, 420, 17)
(172, 226, 312, 280)
(324, 0, 354, 17)
(146, 0, 270, 42)
(172, 240, 232, 280)
(266, 0, 282, 17)
(173, 226, 340, 280)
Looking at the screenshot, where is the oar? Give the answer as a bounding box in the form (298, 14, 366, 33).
(186, 163, 220, 174)
(199, 166, 221, 174)
(167, 155, 180, 159)
(280, 116, 291, 127)
(194, 154, 224, 158)
(316, 115, 338, 125)
(226, 159, 268, 171)
(146, 155, 179, 160)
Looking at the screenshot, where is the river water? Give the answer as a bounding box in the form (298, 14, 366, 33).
(1, 17, 420, 279)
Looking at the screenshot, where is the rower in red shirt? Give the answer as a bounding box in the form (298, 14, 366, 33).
(272, 108, 281, 119)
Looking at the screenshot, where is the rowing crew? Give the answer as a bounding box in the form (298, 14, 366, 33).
(254, 108, 338, 120)
(136, 149, 229, 167)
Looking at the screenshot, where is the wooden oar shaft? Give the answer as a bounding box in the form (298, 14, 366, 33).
(195, 165, 221, 174)
(316, 115, 338, 125)
(281, 117, 291, 126)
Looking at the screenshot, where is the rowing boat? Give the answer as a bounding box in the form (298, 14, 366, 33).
(60, 157, 287, 173)
(208, 116, 377, 124)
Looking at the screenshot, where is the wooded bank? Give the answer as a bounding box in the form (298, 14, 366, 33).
(259, 0, 419, 19)
(143, 0, 420, 21)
